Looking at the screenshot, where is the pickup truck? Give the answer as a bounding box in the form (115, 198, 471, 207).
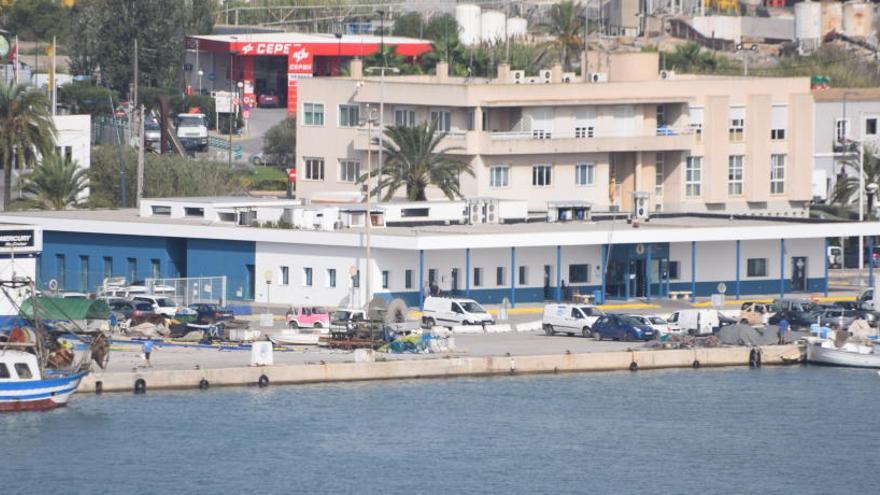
(175, 113, 209, 152)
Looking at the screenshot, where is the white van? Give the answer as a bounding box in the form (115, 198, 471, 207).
(422, 297, 493, 327)
(133, 295, 180, 317)
(542, 304, 604, 337)
(667, 309, 719, 336)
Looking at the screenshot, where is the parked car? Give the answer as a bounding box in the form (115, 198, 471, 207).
(188, 303, 234, 324)
(738, 302, 778, 326)
(591, 314, 657, 341)
(833, 301, 878, 326)
(667, 309, 723, 336)
(541, 304, 604, 337)
(258, 92, 280, 108)
(628, 315, 681, 336)
(769, 298, 819, 329)
(133, 295, 180, 317)
(812, 307, 864, 329)
(286, 306, 331, 329)
(60, 292, 88, 299)
(144, 116, 161, 151)
(857, 288, 874, 311)
(109, 300, 156, 320)
(421, 296, 493, 327)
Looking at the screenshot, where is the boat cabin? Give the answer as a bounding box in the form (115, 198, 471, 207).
(0, 350, 42, 382)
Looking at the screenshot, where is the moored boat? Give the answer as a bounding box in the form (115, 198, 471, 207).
(267, 331, 321, 346)
(0, 350, 88, 412)
(805, 338, 880, 368)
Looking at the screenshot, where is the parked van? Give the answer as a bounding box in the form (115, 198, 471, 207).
(422, 297, 493, 327)
(667, 309, 720, 336)
(541, 304, 604, 337)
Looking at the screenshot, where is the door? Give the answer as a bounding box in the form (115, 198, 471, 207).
(245, 264, 255, 300)
(451, 268, 459, 294)
(544, 265, 552, 300)
(791, 257, 807, 292)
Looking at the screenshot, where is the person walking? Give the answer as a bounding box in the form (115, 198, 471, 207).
(142, 339, 155, 367)
(777, 317, 790, 345)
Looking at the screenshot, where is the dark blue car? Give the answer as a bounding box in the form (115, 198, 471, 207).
(592, 315, 657, 341)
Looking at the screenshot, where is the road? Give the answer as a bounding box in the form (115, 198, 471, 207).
(238, 107, 287, 161)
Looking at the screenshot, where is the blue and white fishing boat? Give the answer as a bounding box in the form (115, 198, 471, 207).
(0, 349, 88, 412)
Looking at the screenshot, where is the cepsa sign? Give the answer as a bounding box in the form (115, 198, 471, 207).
(238, 42, 293, 56)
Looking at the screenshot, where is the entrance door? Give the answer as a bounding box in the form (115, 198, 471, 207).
(245, 264, 255, 300)
(544, 265, 552, 300)
(450, 268, 459, 294)
(791, 257, 807, 292)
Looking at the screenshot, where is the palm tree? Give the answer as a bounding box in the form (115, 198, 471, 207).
(0, 81, 56, 209)
(15, 154, 89, 210)
(359, 122, 474, 201)
(831, 145, 880, 214)
(548, 0, 584, 71)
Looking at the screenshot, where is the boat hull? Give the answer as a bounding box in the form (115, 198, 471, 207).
(268, 333, 320, 346)
(806, 342, 880, 368)
(0, 372, 87, 412)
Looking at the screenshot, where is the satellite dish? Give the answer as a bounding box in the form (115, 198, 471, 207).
(385, 298, 409, 323)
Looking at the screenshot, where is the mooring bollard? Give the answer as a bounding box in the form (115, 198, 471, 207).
(258, 374, 269, 387)
(134, 378, 146, 394)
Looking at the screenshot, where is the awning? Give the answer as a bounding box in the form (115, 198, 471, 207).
(19, 297, 111, 321)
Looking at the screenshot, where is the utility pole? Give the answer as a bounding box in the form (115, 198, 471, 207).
(137, 104, 145, 206)
(133, 38, 139, 114)
(50, 36, 57, 116)
(365, 104, 373, 307)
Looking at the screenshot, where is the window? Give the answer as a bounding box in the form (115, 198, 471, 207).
(685, 156, 702, 197)
(496, 266, 505, 286)
(339, 160, 360, 183)
(184, 207, 204, 217)
(428, 269, 437, 285)
(338, 104, 359, 127)
(14, 363, 32, 379)
(405, 269, 413, 289)
(303, 267, 313, 287)
(655, 153, 665, 197)
(489, 166, 509, 188)
(327, 268, 337, 288)
(569, 264, 590, 284)
(866, 117, 878, 136)
(575, 126, 594, 138)
(103, 257, 112, 279)
(473, 267, 483, 287)
(575, 106, 596, 138)
(835, 118, 850, 144)
(351, 269, 360, 288)
(63, 146, 72, 162)
(532, 165, 552, 187)
(304, 158, 325, 181)
(0, 363, 8, 378)
(151, 205, 171, 216)
(729, 106, 745, 142)
(80, 255, 89, 291)
(382, 270, 389, 289)
(150, 259, 160, 280)
(771, 105, 787, 141)
(518, 266, 528, 285)
(668, 261, 680, 280)
(127, 258, 136, 283)
(656, 104, 666, 127)
(747, 258, 768, 277)
(771, 154, 785, 194)
(281, 266, 289, 285)
(430, 110, 451, 132)
(303, 103, 324, 126)
(394, 108, 416, 127)
(728, 155, 744, 196)
(55, 254, 66, 289)
(575, 163, 595, 186)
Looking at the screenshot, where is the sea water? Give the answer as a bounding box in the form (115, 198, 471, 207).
(2, 366, 879, 494)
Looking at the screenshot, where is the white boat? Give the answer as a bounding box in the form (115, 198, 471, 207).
(805, 339, 880, 368)
(0, 350, 88, 412)
(267, 332, 321, 346)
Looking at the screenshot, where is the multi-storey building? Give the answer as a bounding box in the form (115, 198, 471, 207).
(296, 51, 814, 216)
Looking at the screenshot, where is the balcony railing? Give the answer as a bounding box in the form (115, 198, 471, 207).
(489, 126, 697, 141)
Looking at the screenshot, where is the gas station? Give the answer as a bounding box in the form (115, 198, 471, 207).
(183, 32, 433, 115)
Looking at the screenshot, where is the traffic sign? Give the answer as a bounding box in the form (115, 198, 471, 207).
(287, 168, 296, 182)
(208, 73, 216, 81)
(232, 97, 240, 106)
(243, 110, 251, 119)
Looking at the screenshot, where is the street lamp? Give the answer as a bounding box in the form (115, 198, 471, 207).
(197, 69, 204, 94)
(361, 104, 379, 307)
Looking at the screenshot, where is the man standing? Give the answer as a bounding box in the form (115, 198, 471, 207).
(777, 317, 790, 345)
(142, 339, 155, 367)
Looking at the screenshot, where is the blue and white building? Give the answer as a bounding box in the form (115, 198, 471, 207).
(0, 196, 876, 308)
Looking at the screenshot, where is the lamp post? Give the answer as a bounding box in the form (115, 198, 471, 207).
(197, 69, 204, 94)
(361, 104, 379, 307)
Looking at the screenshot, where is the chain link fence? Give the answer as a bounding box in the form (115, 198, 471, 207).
(144, 276, 227, 306)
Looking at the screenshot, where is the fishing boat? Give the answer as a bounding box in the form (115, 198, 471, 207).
(805, 338, 880, 368)
(1, 279, 110, 412)
(267, 331, 321, 346)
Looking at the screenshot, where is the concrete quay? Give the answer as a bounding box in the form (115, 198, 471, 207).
(78, 344, 802, 394)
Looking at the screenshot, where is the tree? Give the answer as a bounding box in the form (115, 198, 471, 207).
(548, 0, 583, 71)
(831, 145, 880, 211)
(0, 0, 70, 42)
(0, 81, 56, 209)
(14, 154, 89, 210)
(187, 0, 218, 35)
(359, 122, 473, 201)
(57, 81, 118, 115)
(262, 118, 296, 167)
(393, 11, 424, 39)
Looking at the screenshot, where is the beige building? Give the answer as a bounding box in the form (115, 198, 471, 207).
(295, 52, 814, 215)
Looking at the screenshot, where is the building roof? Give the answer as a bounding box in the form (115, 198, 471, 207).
(812, 88, 880, 103)
(1, 209, 878, 252)
(189, 32, 431, 46)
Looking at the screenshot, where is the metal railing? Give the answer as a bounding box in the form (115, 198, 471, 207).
(489, 127, 697, 141)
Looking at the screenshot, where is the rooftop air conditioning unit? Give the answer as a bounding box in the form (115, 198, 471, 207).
(561, 72, 576, 83)
(660, 70, 675, 80)
(510, 70, 525, 84)
(539, 69, 552, 83)
(527, 77, 539, 84)
(632, 192, 650, 221)
(238, 210, 257, 226)
(589, 72, 608, 83)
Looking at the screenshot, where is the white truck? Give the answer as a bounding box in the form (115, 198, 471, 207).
(421, 296, 493, 327)
(542, 304, 604, 337)
(175, 113, 209, 152)
(667, 309, 720, 336)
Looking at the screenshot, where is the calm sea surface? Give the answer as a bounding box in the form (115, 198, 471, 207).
(2, 366, 879, 494)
